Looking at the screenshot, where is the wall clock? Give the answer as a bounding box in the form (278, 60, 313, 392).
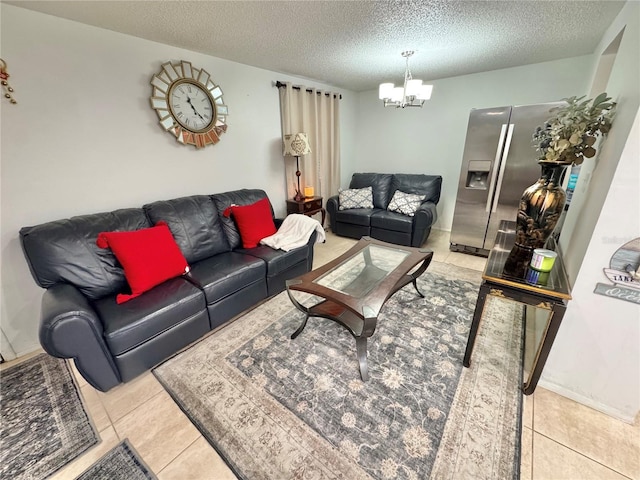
(150, 60, 228, 148)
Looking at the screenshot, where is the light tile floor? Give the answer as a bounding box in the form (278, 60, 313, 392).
(3, 229, 638, 479)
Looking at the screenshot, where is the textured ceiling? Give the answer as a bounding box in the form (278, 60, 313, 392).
(4, 0, 625, 91)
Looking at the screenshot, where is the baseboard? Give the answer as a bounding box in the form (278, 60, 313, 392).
(537, 378, 637, 424)
(14, 343, 43, 359)
(0, 329, 17, 361)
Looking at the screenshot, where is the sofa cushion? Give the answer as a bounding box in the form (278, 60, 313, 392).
(93, 277, 205, 356)
(349, 173, 393, 209)
(391, 174, 442, 204)
(223, 197, 277, 248)
(370, 210, 414, 233)
(143, 195, 230, 264)
(188, 252, 266, 305)
(387, 190, 425, 216)
(212, 189, 274, 250)
(20, 209, 150, 300)
(334, 208, 378, 227)
(238, 244, 308, 277)
(338, 186, 374, 210)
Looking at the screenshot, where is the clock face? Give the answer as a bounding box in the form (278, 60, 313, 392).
(150, 60, 228, 149)
(168, 80, 215, 132)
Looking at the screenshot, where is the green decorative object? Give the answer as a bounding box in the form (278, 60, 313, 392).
(532, 92, 616, 165)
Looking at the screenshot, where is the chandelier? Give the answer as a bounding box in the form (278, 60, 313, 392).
(378, 51, 433, 108)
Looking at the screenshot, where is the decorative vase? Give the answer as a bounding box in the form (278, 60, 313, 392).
(503, 161, 568, 277)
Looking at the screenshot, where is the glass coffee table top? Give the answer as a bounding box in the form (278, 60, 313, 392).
(314, 244, 411, 298)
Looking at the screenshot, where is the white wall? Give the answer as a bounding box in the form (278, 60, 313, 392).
(353, 56, 593, 231)
(541, 108, 639, 422)
(0, 4, 356, 355)
(541, 1, 640, 422)
(560, 1, 640, 283)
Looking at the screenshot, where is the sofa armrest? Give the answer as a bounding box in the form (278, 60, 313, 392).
(40, 283, 121, 392)
(306, 230, 318, 270)
(411, 201, 438, 247)
(326, 195, 340, 232)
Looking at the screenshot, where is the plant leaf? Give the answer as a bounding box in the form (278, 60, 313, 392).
(593, 92, 608, 105)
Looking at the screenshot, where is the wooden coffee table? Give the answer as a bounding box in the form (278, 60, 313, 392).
(285, 236, 433, 381)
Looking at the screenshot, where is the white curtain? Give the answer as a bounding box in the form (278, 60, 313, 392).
(278, 82, 340, 202)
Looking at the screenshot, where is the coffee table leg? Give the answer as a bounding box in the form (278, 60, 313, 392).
(406, 255, 432, 298)
(356, 337, 369, 381)
(291, 314, 309, 340)
(412, 278, 425, 298)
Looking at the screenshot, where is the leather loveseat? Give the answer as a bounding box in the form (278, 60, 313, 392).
(20, 189, 316, 392)
(327, 173, 442, 247)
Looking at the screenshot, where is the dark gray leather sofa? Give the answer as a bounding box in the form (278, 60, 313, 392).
(327, 173, 442, 247)
(20, 189, 316, 392)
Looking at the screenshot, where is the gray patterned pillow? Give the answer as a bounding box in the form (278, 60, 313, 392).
(338, 186, 374, 210)
(387, 190, 425, 216)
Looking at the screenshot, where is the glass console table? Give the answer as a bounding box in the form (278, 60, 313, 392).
(463, 220, 572, 395)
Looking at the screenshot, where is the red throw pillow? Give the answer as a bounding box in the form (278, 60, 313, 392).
(96, 221, 189, 304)
(223, 197, 277, 248)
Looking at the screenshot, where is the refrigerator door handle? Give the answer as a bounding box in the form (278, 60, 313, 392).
(486, 124, 509, 213)
(491, 123, 515, 213)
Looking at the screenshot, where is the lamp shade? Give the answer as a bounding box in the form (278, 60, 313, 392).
(391, 87, 404, 102)
(379, 83, 394, 100)
(283, 132, 311, 156)
(417, 84, 433, 100)
(405, 79, 423, 96)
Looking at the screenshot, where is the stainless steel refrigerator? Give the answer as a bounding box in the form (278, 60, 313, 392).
(450, 102, 562, 255)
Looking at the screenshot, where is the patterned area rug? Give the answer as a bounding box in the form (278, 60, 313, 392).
(0, 354, 99, 480)
(154, 261, 524, 480)
(76, 440, 157, 480)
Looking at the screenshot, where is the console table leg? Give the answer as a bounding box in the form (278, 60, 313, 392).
(291, 314, 309, 340)
(463, 282, 490, 367)
(523, 302, 566, 395)
(356, 337, 369, 381)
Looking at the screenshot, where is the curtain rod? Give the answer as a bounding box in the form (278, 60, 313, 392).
(275, 81, 342, 100)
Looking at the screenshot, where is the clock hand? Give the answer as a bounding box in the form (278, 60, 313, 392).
(186, 96, 206, 121)
(186, 96, 197, 112)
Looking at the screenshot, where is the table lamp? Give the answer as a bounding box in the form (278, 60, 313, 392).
(283, 132, 311, 202)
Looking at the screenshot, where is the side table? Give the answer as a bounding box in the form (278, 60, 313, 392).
(286, 196, 325, 227)
(463, 220, 572, 395)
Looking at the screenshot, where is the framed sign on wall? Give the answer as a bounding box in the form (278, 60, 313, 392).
(594, 237, 640, 304)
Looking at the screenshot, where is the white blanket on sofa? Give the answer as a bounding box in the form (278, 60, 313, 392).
(260, 214, 325, 251)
